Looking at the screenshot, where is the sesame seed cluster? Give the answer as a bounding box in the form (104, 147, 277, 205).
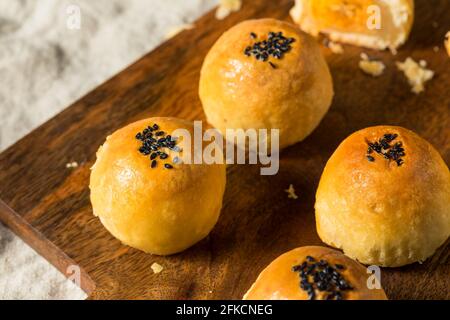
(366, 133, 405, 166)
(244, 31, 295, 69)
(135, 123, 181, 169)
(292, 256, 353, 300)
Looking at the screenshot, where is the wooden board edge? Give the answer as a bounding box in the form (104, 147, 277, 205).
(0, 199, 96, 296)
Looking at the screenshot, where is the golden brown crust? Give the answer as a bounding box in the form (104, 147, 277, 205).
(90, 117, 226, 255)
(445, 31, 450, 57)
(243, 246, 388, 300)
(290, 0, 414, 50)
(315, 126, 450, 267)
(199, 18, 333, 150)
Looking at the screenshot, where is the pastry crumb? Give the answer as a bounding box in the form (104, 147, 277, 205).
(165, 23, 195, 39)
(389, 46, 398, 56)
(66, 161, 79, 169)
(445, 32, 450, 57)
(327, 41, 344, 54)
(396, 57, 434, 94)
(285, 184, 298, 200)
(359, 53, 385, 77)
(215, 0, 242, 20)
(151, 262, 164, 274)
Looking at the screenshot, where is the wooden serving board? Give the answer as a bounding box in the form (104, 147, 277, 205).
(0, 0, 449, 300)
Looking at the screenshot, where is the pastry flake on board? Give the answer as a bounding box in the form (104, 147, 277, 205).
(151, 263, 164, 274)
(359, 53, 385, 77)
(215, 0, 242, 20)
(396, 57, 434, 94)
(327, 41, 345, 54)
(66, 161, 79, 168)
(285, 184, 299, 200)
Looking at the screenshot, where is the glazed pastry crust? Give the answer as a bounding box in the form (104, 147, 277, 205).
(90, 117, 226, 255)
(243, 246, 387, 300)
(199, 18, 333, 150)
(445, 31, 450, 57)
(290, 0, 414, 50)
(315, 126, 450, 267)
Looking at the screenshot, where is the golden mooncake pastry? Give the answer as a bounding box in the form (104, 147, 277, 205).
(315, 126, 450, 267)
(199, 18, 333, 150)
(244, 246, 388, 300)
(90, 117, 226, 255)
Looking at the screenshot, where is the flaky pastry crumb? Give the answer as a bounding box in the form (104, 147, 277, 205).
(396, 57, 434, 94)
(215, 0, 242, 20)
(327, 41, 344, 54)
(359, 53, 385, 77)
(66, 161, 79, 169)
(285, 184, 299, 200)
(151, 262, 164, 274)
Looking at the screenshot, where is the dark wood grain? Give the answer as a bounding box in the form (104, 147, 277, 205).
(0, 0, 449, 300)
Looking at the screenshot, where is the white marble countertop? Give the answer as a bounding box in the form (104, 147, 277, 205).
(0, 0, 218, 300)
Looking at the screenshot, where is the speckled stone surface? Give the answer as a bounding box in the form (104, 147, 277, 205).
(0, 0, 217, 300)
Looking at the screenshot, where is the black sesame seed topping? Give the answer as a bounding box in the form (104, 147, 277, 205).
(136, 123, 181, 169)
(366, 133, 405, 166)
(292, 257, 353, 300)
(159, 152, 168, 160)
(244, 31, 295, 68)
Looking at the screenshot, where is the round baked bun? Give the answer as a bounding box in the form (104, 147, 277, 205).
(199, 18, 333, 151)
(445, 31, 450, 57)
(315, 126, 450, 267)
(243, 246, 387, 300)
(290, 0, 414, 51)
(90, 117, 226, 255)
